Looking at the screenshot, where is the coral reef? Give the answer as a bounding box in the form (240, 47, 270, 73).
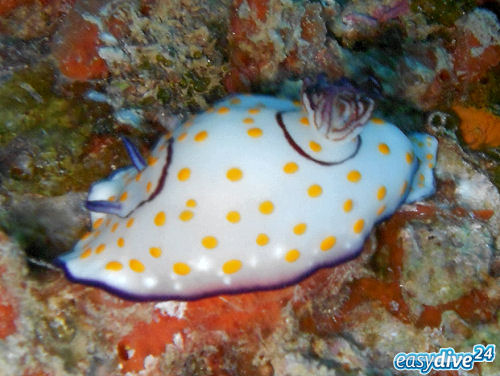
(0, 0, 75, 40)
(51, 0, 232, 115)
(0, 0, 499, 374)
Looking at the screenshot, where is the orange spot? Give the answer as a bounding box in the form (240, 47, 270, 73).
(372, 118, 384, 124)
(300, 117, 310, 126)
(400, 180, 408, 196)
(377, 205, 386, 216)
(111, 223, 119, 233)
(406, 152, 413, 164)
(179, 210, 194, 222)
(283, 162, 298, 174)
(150, 247, 162, 258)
(217, 106, 230, 114)
(243, 117, 254, 124)
(230, 97, 241, 104)
(247, 128, 263, 137)
(309, 140, 322, 153)
(202, 236, 218, 249)
(307, 184, 322, 198)
(105, 261, 123, 271)
(256, 233, 269, 246)
(126, 218, 134, 228)
(320, 236, 336, 251)
(353, 219, 364, 234)
(80, 248, 92, 259)
(177, 168, 191, 181)
(178, 132, 187, 141)
(259, 201, 274, 215)
(377, 186, 387, 201)
(146, 181, 153, 193)
(135, 172, 142, 181)
(293, 223, 307, 235)
(120, 192, 128, 202)
(173, 262, 190, 275)
(96, 244, 106, 254)
(226, 167, 243, 181)
(343, 199, 353, 212)
(222, 259, 242, 274)
(378, 143, 390, 155)
(226, 211, 241, 223)
(93, 218, 104, 229)
(285, 249, 300, 262)
(248, 108, 260, 115)
(154, 211, 166, 226)
(185, 199, 197, 207)
(194, 131, 208, 142)
(148, 156, 158, 166)
(117, 237, 125, 247)
(129, 259, 145, 273)
(347, 170, 361, 182)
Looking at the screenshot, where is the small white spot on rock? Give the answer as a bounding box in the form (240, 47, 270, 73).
(143, 354, 159, 373)
(173, 332, 184, 348)
(155, 301, 187, 319)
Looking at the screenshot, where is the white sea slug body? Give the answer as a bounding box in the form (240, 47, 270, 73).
(57, 77, 438, 300)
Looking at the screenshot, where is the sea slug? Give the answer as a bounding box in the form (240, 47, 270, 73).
(56, 77, 438, 300)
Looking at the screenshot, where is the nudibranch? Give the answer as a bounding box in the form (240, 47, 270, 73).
(56, 77, 438, 300)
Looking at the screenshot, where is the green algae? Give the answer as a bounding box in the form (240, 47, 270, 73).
(0, 63, 116, 197)
(485, 66, 500, 113)
(485, 148, 500, 190)
(154, 71, 222, 112)
(411, 0, 476, 26)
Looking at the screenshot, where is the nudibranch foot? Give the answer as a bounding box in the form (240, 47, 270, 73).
(57, 77, 438, 301)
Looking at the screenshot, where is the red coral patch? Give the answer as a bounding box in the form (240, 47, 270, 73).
(52, 12, 108, 81)
(117, 290, 289, 372)
(0, 289, 16, 339)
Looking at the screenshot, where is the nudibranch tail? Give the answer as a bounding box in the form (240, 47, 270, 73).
(405, 133, 438, 203)
(302, 75, 374, 142)
(121, 136, 146, 171)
